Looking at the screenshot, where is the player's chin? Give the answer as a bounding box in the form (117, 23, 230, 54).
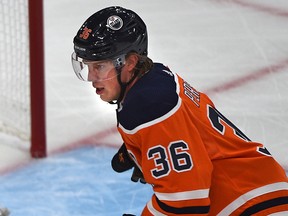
(99, 95, 109, 102)
(99, 94, 116, 103)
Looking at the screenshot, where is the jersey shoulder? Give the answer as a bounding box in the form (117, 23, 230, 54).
(117, 63, 179, 130)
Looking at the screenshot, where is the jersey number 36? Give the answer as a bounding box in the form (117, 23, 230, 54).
(147, 141, 193, 179)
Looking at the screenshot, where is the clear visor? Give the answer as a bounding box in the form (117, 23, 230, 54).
(71, 52, 125, 82)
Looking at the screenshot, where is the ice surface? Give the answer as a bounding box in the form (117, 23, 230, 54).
(0, 146, 153, 216)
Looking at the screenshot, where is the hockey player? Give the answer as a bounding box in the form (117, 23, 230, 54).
(72, 6, 288, 215)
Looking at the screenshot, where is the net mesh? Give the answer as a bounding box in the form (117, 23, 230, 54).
(0, 0, 30, 140)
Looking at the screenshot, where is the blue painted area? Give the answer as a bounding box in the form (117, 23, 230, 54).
(0, 146, 153, 216)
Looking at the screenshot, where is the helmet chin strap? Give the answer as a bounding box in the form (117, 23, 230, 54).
(109, 61, 143, 106)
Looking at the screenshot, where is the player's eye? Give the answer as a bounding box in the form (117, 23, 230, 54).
(93, 63, 106, 72)
(84, 61, 112, 74)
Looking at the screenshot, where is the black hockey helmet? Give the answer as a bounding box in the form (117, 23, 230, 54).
(73, 6, 148, 61)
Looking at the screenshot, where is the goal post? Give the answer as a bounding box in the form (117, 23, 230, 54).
(29, 0, 46, 158)
(0, 0, 46, 158)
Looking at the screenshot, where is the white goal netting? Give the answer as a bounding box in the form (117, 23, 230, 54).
(0, 0, 30, 141)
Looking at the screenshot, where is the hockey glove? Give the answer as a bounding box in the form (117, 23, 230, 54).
(111, 143, 134, 173)
(111, 143, 146, 184)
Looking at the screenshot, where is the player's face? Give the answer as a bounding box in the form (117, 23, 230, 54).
(71, 52, 138, 102)
(90, 54, 139, 102)
(71, 52, 124, 102)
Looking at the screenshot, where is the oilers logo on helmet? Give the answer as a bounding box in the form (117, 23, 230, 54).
(107, 15, 123, 31)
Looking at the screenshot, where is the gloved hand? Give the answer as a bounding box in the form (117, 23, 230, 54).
(111, 143, 134, 173)
(111, 143, 146, 184)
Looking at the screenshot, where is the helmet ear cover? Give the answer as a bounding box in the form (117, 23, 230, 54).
(73, 6, 148, 62)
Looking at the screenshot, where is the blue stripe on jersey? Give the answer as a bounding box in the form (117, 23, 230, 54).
(117, 63, 178, 131)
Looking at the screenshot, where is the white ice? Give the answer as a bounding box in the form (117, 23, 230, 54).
(0, 0, 288, 215)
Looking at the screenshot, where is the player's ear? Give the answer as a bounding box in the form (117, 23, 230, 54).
(125, 54, 139, 71)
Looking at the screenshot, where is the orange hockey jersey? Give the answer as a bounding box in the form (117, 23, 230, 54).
(117, 63, 288, 215)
